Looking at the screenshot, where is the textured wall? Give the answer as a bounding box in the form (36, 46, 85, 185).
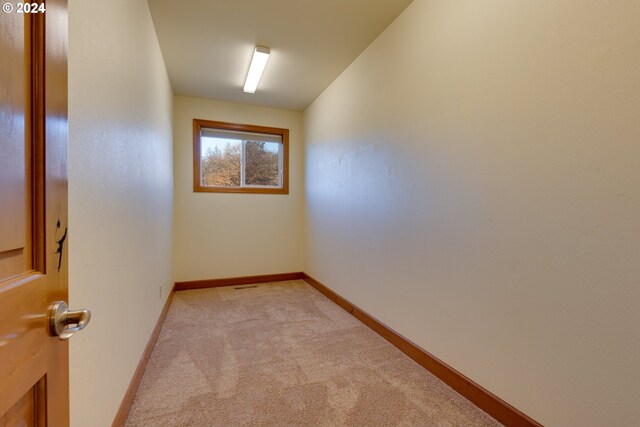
(173, 96, 304, 282)
(67, 0, 174, 425)
(303, 1, 640, 425)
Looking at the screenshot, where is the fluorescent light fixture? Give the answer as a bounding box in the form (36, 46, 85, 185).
(243, 46, 270, 94)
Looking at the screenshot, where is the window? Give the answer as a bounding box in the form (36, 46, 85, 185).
(193, 119, 289, 194)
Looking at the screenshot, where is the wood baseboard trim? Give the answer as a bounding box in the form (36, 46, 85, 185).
(174, 272, 305, 291)
(111, 286, 176, 427)
(302, 273, 542, 427)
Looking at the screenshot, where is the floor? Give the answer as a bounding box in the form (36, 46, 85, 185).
(125, 280, 502, 426)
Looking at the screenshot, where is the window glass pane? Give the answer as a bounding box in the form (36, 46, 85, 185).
(244, 141, 280, 186)
(201, 137, 241, 187)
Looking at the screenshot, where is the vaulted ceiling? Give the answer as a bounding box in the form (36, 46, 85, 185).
(147, 0, 414, 111)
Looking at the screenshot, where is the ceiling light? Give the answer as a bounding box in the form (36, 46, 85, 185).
(243, 46, 270, 94)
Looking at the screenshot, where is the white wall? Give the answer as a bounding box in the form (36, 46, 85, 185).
(68, 0, 174, 425)
(173, 96, 304, 282)
(303, 1, 640, 426)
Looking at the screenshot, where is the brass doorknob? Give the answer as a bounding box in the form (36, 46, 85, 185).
(48, 301, 91, 340)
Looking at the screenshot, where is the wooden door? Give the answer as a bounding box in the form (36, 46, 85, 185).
(0, 1, 70, 426)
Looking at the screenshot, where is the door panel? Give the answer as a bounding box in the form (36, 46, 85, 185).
(0, 11, 30, 279)
(0, 1, 69, 426)
(0, 378, 45, 427)
(0, 388, 35, 427)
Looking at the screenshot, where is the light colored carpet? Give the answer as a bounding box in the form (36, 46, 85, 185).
(125, 280, 502, 427)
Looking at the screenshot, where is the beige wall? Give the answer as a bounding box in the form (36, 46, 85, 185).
(68, 0, 174, 426)
(303, 1, 640, 426)
(173, 96, 304, 282)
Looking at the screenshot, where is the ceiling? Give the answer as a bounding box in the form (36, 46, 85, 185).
(147, 0, 414, 111)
